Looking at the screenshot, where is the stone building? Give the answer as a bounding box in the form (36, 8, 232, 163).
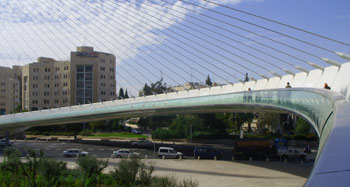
(0, 66, 22, 115)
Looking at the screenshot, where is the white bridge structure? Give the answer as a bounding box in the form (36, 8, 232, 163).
(0, 1, 350, 186)
(1, 62, 350, 186)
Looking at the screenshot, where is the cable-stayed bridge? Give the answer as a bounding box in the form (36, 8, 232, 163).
(0, 1, 350, 186)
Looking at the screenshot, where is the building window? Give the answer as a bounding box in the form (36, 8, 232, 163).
(32, 100, 38, 104)
(32, 92, 38, 96)
(0, 82, 5, 86)
(44, 84, 50, 88)
(45, 68, 50, 72)
(55, 75, 59, 79)
(54, 83, 59, 87)
(64, 66, 69, 70)
(101, 91, 106, 95)
(54, 91, 59, 96)
(110, 68, 114, 72)
(76, 65, 93, 104)
(55, 67, 60, 71)
(63, 74, 68, 79)
(101, 59, 105, 63)
(62, 91, 68, 95)
(63, 82, 68, 87)
(54, 99, 59, 104)
(44, 91, 50, 96)
(0, 89, 5, 93)
(44, 100, 50, 104)
(33, 68, 39, 72)
(44, 75, 50, 80)
(100, 75, 105, 79)
(110, 91, 115, 96)
(100, 67, 105, 71)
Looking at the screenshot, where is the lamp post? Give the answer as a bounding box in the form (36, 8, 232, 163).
(281, 121, 288, 147)
(153, 128, 156, 159)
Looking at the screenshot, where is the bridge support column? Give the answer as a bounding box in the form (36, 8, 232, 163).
(4, 131, 9, 146)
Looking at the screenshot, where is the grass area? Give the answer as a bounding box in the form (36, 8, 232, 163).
(92, 132, 148, 139)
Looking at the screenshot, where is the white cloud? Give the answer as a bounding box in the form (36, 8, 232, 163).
(0, 0, 256, 94)
(0, 0, 253, 67)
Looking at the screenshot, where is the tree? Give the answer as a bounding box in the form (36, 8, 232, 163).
(143, 84, 152, 96)
(11, 104, 28, 113)
(233, 113, 254, 132)
(257, 112, 280, 134)
(124, 89, 129, 99)
(142, 78, 168, 96)
(150, 78, 167, 94)
(118, 88, 124, 99)
(205, 75, 212, 86)
(170, 115, 203, 138)
(89, 120, 105, 132)
(295, 118, 310, 135)
(244, 73, 249, 82)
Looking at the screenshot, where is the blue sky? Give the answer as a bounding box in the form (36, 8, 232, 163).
(0, 0, 349, 96)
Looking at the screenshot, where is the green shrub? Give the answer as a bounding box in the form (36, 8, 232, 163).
(150, 176, 198, 187)
(191, 131, 230, 139)
(37, 157, 67, 185)
(79, 129, 93, 136)
(77, 156, 108, 181)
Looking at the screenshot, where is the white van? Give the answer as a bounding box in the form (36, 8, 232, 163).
(158, 147, 183, 159)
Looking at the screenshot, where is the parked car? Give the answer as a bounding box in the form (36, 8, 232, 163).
(131, 140, 153, 148)
(112, 149, 140, 158)
(278, 147, 306, 160)
(62, 149, 89, 157)
(194, 146, 222, 159)
(0, 139, 14, 146)
(158, 147, 183, 159)
(131, 129, 141, 134)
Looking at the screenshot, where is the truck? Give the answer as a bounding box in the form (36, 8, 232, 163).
(233, 138, 306, 160)
(233, 138, 275, 159)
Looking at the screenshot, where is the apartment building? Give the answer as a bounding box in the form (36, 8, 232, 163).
(22, 57, 70, 111)
(0, 66, 22, 115)
(70, 46, 116, 105)
(21, 46, 117, 111)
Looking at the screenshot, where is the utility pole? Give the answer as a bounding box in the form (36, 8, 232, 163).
(190, 124, 192, 143)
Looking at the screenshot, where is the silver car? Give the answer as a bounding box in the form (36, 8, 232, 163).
(112, 149, 140, 158)
(62, 149, 89, 157)
(0, 139, 14, 146)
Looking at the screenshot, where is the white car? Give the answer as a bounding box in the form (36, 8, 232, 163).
(62, 149, 89, 157)
(0, 139, 14, 146)
(158, 147, 183, 159)
(278, 147, 306, 160)
(112, 149, 140, 158)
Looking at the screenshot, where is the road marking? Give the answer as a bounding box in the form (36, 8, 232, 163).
(99, 149, 104, 151)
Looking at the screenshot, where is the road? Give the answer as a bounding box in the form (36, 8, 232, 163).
(0, 141, 312, 187)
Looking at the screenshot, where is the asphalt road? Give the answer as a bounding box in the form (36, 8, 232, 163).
(0, 141, 313, 187)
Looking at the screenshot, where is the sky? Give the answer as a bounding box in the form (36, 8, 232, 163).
(0, 0, 349, 96)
